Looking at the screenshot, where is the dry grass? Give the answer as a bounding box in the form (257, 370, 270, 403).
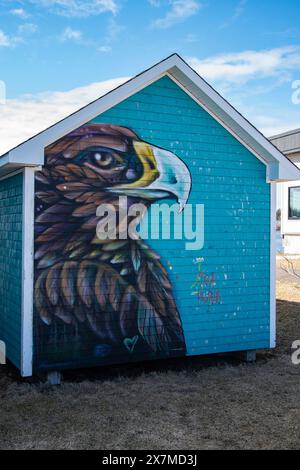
(0, 270, 300, 450)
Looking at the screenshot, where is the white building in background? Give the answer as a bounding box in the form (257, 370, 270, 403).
(270, 128, 300, 255)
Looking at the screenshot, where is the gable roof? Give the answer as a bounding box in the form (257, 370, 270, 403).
(1, 53, 299, 181)
(270, 128, 300, 156)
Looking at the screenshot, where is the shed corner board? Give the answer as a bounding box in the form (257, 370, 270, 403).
(270, 182, 277, 349)
(21, 167, 36, 377)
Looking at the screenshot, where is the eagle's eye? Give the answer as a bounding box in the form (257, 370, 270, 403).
(93, 152, 113, 167)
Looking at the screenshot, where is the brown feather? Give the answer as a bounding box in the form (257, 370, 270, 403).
(35, 240, 65, 260)
(95, 266, 107, 309)
(35, 172, 50, 185)
(108, 273, 124, 312)
(80, 217, 99, 231)
(120, 286, 138, 338)
(137, 295, 168, 353)
(137, 263, 147, 293)
(36, 223, 73, 243)
(35, 271, 52, 325)
(131, 242, 141, 273)
(63, 191, 85, 201)
(37, 251, 62, 269)
(56, 182, 91, 192)
(45, 263, 62, 306)
(61, 261, 78, 307)
(36, 191, 60, 204)
(149, 261, 172, 290)
(72, 203, 97, 218)
(54, 305, 73, 324)
(77, 261, 96, 307)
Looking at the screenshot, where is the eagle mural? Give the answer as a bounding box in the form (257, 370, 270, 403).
(34, 123, 192, 365)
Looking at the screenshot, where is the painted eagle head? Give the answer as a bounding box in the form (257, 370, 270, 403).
(34, 123, 190, 356)
(38, 123, 191, 213)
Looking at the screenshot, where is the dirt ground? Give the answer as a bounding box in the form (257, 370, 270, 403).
(0, 260, 300, 450)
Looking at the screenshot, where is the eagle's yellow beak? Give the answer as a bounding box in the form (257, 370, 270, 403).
(108, 141, 191, 211)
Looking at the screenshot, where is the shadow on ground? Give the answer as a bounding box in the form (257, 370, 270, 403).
(1, 348, 270, 385)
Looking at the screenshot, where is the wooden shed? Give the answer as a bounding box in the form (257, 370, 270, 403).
(0, 54, 299, 378)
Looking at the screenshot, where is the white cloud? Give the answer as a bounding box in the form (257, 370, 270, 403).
(106, 18, 124, 42)
(0, 25, 37, 48)
(98, 45, 112, 53)
(264, 28, 300, 39)
(18, 23, 38, 35)
(152, 0, 201, 29)
(60, 19, 123, 49)
(246, 113, 300, 138)
(185, 33, 198, 43)
(95, 18, 123, 53)
(30, 0, 119, 17)
(0, 30, 11, 47)
(61, 26, 82, 41)
(10, 8, 30, 19)
(148, 0, 161, 6)
(0, 77, 130, 155)
(233, 0, 247, 21)
(188, 46, 300, 84)
(221, 0, 247, 28)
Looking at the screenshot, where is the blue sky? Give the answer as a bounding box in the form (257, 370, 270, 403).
(0, 0, 300, 153)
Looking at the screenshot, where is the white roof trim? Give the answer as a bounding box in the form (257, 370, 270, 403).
(270, 127, 300, 140)
(1, 54, 300, 182)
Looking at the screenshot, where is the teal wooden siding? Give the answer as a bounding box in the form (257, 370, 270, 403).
(92, 75, 270, 356)
(0, 173, 23, 369)
(34, 74, 271, 372)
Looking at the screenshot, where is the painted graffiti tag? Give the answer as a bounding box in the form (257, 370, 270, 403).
(191, 258, 221, 306)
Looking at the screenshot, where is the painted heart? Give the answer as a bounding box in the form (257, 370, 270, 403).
(124, 335, 139, 353)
